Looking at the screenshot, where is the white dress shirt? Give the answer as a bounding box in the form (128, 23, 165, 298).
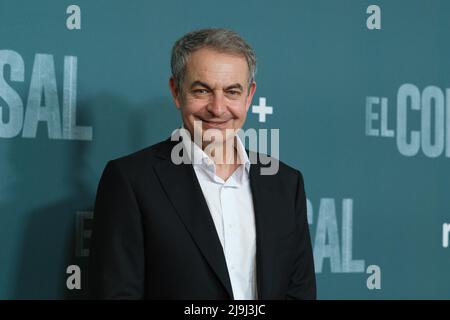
(178, 128, 257, 300)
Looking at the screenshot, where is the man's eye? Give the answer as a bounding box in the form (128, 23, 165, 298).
(227, 91, 240, 96)
(193, 89, 209, 94)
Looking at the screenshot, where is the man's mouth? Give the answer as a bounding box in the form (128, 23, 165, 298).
(199, 118, 232, 129)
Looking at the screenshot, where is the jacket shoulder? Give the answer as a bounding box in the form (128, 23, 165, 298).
(102, 139, 172, 178)
(249, 151, 305, 191)
(250, 151, 303, 178)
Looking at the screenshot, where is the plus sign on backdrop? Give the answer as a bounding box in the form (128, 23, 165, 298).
(252, 97, 273, 123)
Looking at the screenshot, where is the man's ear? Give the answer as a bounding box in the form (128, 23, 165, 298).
(169, 77, 182, 109)
(245, 81, 257, 111)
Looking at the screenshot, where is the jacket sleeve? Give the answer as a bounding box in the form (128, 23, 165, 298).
(285, 170, 317, 300)
(88, 160, 145, 299)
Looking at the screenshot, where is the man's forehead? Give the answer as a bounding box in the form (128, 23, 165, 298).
(188, 47, 247, 63)
(185, 52, 248, 86)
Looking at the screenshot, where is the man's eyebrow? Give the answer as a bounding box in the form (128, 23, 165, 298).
(190, 81, 243, 91)
(190, 81, 212, 90)
(224, 83, 243, 91)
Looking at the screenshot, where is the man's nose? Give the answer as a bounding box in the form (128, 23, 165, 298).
(206, 91, 226, 117)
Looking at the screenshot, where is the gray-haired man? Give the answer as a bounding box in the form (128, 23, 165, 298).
(89, 28, 316, 299)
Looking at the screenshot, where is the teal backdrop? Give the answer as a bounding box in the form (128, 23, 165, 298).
(1, 0, 449, 299)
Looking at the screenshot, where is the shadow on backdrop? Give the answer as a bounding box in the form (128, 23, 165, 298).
(11, 93, 177, 299)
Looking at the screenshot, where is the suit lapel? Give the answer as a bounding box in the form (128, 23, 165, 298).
(249, 159, 280, 300)
(153, 139, 234, 299)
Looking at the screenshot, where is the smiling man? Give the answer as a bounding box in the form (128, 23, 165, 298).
(169, 44, 255, 180)
(89, 28, 316, 300)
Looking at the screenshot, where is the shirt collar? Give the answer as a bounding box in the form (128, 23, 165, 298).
(177, 125, 250, 177)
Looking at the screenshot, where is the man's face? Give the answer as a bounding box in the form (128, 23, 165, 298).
(170, 47, 256, 147)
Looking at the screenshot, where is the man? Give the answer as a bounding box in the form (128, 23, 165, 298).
(89, 28, 316, 299)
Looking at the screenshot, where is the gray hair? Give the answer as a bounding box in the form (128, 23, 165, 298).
(170, 28, 257, 94)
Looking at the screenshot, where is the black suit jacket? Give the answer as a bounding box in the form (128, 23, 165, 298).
(89, 138, 316, 299)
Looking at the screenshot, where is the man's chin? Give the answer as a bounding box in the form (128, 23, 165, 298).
(187, 119, 237, 143)
(201, 131, 236, 147)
